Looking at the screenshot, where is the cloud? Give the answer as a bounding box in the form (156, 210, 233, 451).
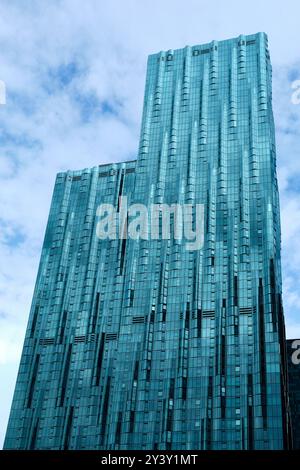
(1, 0, 300, 449)
(272, 61, 300, 339)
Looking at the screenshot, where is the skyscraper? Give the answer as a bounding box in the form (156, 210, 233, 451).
(4, 32, 291, 450)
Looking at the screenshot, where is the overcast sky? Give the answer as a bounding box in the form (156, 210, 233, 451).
(1, 0, 300, 448)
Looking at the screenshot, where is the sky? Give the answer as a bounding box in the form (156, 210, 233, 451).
(0, 0, 300, 448)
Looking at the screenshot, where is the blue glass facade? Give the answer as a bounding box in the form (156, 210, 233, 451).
(4, 32, 291, 450)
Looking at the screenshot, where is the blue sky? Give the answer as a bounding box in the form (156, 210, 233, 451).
(1, 0, 300, 448)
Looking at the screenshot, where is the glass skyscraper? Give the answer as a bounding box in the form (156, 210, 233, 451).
(4, 32, 291, 450)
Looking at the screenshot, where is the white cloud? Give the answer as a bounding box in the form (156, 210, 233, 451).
(0, 336, 23, 366)
(1, 0, 300, 449)
(286, 321, 300, 340)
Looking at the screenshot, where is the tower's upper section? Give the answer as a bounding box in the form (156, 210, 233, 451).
(139, 32, 272, 142)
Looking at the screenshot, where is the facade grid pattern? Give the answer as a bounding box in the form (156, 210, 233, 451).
(4, 32, 291, 450)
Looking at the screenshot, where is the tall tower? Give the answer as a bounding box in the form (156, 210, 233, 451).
(4, 33, 291, 450)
